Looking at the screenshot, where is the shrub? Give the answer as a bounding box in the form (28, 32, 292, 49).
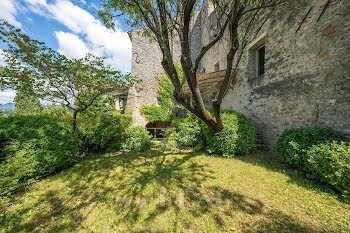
(306, 141, 350, 200)
(140, 104, 173, 122)
(202, 110, 256, 157)
(0, 114, 79, 198)
(122, 126, 152, 151)
(160, 128, 179, 151)
(274, 127, 344, 168)
(78, 111, 132, 153)
(41, 105, 73, 125)
(175, 116, 202, 148)
(0, 151, 35, 199)
(159, 116, 202, 151)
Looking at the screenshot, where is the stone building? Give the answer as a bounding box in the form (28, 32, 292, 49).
(127, 0, 350, 146)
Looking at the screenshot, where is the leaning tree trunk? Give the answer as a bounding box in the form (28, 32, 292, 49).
(72, 111, 78, 131)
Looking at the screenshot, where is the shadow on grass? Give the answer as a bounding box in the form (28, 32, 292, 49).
(2, 150, 315, 232)
(236, 151, 342, 200)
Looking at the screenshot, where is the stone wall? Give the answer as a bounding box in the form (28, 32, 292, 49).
(128, 0, 350, 146)
(127, 29, 181, 126)
(201, 0, 350, 145)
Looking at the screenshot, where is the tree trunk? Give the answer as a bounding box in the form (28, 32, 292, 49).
(72, 111, 78, 131)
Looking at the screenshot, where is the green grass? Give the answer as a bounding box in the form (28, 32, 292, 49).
(1, 150, 349, 232)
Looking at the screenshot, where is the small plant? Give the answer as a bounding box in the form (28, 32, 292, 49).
(122, 126, 152, 151)
(274, 127, 344, 168)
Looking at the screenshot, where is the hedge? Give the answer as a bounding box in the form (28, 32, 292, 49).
(274, 127, 349, 200)
(0, 114, 79, 198)
(201, 110, 256, 157)
(274, 127, 344, 168)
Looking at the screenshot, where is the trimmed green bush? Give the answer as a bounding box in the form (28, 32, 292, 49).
(122, 126, 152, 151)
(175, 116, 202, 148)
(201, 110, 256, 157)
(159, 115, 203, 151)
(78, 111, 132, 153)
(274, 127, 344, 168)
(306, 141, 350, 200)
(0, 114, 79, 198)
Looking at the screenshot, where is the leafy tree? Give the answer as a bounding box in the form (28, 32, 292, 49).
(14, 83, 41, 115)
(0, 20, 136, 129)
(99, 0, 285, 133)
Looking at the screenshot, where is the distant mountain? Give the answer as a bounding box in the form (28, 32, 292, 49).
(0, 103, 15, 110)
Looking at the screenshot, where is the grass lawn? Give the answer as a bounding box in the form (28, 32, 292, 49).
(1, 150, 349, 232)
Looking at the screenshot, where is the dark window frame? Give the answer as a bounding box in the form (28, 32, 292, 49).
(256, 45, 265, 76)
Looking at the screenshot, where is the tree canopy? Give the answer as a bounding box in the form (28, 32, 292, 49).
(99, 0, 285, 133)
(0, 20, 136, 129)
(14, 82, 41, 115)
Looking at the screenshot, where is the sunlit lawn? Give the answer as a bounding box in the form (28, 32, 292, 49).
(1, 150, 350, 232)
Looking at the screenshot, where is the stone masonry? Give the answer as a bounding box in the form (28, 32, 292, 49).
(128, 0, 350, 146)
(127, 29, 182, 126)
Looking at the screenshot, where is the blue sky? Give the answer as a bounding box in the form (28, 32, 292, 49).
(0, 0, 133, 104)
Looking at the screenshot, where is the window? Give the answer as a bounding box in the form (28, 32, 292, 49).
(157, 98, 162, 105)
(247, 33, 266, 79)
(256, 45, 265, 76)
(214, 61, 220, 72)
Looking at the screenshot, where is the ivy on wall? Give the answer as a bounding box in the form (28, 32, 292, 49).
(141, 64, 185, 122)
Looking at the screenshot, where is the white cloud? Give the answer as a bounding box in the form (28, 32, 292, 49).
(24, 0, 132, 72)
(0, 90, 16, 104)
(0, 0, 22, 28)
(54, 31, 89, 58)
(0, 50, 15, 104)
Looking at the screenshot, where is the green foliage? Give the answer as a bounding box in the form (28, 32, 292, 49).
(160, 111, 255, 154)
(306, 141, 350, 200)
(122, 126, 152, 152)
(201, 110, 256, 157)
(175, 116, 202, 148)
(141, 63, 186, 122)
(83, 95, 116, 114)
(274, 127, 349, 200)
(160, 128, 179, 151)
(79, 111, 132, 153)
(160, 115, 202, 151)
(39, 99, 133, 154)
(140, 104, 173, 122)
(41, 105, 74, 126)
(14, 84, 41, 115)
(0, 114, 79, 198)
(274, 127, 344, 168)
(0, 20, 135, 129)
(0, 151, 35, 199)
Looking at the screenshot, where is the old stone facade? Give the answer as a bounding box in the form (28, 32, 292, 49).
(127, 29, 182, 126)
(128, 0, 350, 146)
